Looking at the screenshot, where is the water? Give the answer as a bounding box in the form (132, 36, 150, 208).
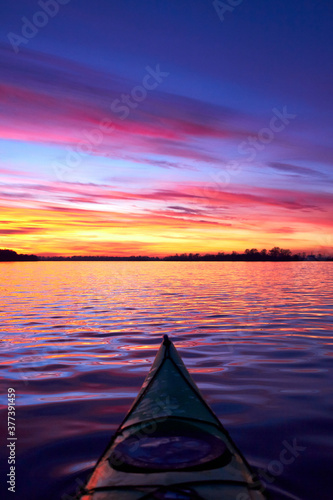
(0, 261, 332, 499)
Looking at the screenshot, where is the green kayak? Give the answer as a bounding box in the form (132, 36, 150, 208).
(80, 335, 266, 499)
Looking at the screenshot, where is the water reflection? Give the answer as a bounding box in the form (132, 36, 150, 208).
(0, 262, 332, 499)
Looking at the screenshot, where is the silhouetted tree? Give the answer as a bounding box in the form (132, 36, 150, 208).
(0, 249, 38, 261)
(269, 247, 281, 259)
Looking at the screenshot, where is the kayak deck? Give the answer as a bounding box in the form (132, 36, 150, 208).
(79, 335, 266, 499)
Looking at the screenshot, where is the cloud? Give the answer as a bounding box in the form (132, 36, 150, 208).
(268, 162, 327, 178)
(0, 44, 251, 167)
(1, 186, 332, 257)
(1, 176, 333, 219)
(137, 158, 197, 171)
(167, 205, 201, 214)
(0, 228, 42, 234)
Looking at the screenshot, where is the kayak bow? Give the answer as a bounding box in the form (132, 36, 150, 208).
(80, 335, 266, 499)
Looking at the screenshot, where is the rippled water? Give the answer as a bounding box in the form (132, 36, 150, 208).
(0, 262, 332, 499)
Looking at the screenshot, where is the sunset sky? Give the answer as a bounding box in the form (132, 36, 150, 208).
(1, 0, 333, 256)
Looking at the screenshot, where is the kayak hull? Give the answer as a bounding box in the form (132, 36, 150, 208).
(79, 336, 266, 499)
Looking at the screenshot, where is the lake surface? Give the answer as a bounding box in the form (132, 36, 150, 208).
(0, 262, 332, 499)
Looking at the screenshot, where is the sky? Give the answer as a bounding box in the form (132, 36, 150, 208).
(1, 0, 333, 256)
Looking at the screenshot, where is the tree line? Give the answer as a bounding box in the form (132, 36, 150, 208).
(1, 247, 331, 261)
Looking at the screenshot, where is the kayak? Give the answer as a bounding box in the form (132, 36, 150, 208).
(79, 335, 266, 499)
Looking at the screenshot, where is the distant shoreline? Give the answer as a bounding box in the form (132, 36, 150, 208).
(1, 248, 332, 262)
